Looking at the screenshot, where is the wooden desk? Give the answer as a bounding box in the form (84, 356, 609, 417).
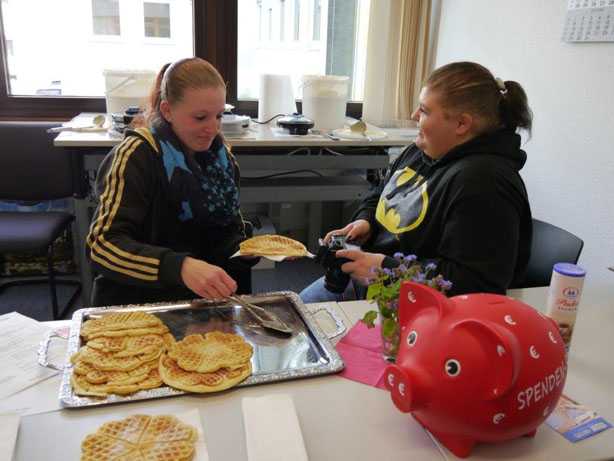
(8, 287, 614, 460)
(54, 114, 416, 305)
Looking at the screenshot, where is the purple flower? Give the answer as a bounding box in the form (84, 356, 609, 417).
(393, 252, 404, 260)
(437, 279, 453, 290)
(425, 262, 437, 272)
(383, 268, 393, 277)
(404, 255, 417, 263)
(397, 264, 408, 273)
(412, 273, 426, 283)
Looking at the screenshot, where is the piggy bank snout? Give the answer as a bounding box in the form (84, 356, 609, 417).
(384, 365, 414, 413)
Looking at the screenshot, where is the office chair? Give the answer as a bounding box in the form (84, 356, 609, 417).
(512, 218, 584, 288)
(0, 122, 82, 319)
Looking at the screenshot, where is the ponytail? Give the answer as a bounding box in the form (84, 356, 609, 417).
(499, 80, 533, 136)
(146, 62, 171, 124)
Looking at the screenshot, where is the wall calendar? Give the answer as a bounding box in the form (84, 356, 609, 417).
(562, 0, 614, 42)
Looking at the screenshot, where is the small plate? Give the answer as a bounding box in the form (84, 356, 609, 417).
(331, 127, 388, 140)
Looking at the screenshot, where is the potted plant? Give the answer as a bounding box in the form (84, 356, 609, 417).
(362, 253, 452, 361)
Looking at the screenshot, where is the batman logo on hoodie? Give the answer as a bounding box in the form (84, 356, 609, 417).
(375, 166, 429, 234)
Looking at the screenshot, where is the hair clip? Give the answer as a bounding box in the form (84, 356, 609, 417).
(495, 77, 508, 95)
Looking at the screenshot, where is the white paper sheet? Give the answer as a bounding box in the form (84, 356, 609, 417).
(0, 413, 20, 461)
(0, 376, 63, 417)
(0, 312, 58, 399)
(178, 409, 210, 461)
(242, 394, 309, 461)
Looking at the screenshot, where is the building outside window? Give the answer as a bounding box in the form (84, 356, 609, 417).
(1, 0, 192, 97)
(144, 2, 171, 38)
(92, 0, 121, 36)
(238, 0, 370, 102)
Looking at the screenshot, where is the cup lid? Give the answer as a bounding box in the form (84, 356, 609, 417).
(553, 262, 586, 277)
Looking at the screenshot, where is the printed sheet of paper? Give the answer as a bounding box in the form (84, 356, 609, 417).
(0, 312, 58, 399)
(546, 394, 612, 442)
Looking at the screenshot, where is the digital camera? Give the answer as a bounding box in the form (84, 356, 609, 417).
(315, 235, 351, 293)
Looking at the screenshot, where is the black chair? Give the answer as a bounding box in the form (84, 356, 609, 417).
(0, 122, 81, 319)
(512, 218, 584, 288)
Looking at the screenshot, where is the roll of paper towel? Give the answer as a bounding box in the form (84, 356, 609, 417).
(258, 74, 296, 122)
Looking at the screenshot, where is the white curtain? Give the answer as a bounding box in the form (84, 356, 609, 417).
(362, 0, 436, 126)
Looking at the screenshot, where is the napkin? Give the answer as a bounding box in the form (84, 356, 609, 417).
(0, 413, 20, 461)
(335, 322, 389, 389)
(231, 249, 315, 261)
(178, 409, 210, 461)
(242, 394, 308, 461)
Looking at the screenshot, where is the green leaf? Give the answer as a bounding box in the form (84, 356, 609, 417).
(361, 310, 378, 327)
(366, 282, 383, 300)
(382, 318, 398, 338)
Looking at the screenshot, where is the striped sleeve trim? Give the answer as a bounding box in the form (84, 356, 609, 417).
(87, 136, 160, 281)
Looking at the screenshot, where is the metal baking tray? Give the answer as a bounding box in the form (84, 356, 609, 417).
(39, 291, 345, 408)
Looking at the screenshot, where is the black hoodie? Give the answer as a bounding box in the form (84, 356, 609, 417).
(354, 129, 532, 296)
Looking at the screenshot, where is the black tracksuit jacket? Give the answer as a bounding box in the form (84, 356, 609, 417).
(86, 127, 250, 306)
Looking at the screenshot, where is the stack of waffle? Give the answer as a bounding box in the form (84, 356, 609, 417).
(159, 331, 253, 393)
(81, 414, 197, 461)
(71, 312, 174, 397)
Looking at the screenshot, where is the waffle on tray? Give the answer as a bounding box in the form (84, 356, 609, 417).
(71, 312, 173, 398)
(72, 312, 253, 398)
(81, 414, 197, 461)
(239, 234, 308, 257)
(159, 332, 253, 393)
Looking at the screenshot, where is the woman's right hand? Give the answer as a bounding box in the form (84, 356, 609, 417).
(180, 257, 237, 299)
(324, 219, 372, 245)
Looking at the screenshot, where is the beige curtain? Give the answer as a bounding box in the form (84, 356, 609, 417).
(362, 0, 433, 126)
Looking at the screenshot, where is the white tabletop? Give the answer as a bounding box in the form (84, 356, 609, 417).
(7, 287, 614, 460)
(53, 113, 417, 148)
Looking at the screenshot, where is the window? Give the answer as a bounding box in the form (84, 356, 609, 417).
(1, 0, 192, 98)
(312, 0, 321, 41)
(92, 0, 121, 36)
(144, 2, 171, 38)
(238, 0, 370, 102)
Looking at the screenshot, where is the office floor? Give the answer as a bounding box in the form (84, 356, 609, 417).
(0, 259, 324, 322)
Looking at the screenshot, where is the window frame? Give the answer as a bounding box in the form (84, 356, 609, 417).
(0, 0, 361, 121)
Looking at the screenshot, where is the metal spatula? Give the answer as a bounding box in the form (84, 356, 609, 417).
(227, 295, 293, 335)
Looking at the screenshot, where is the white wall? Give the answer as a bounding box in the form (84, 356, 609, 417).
(434, 0, 614, 290)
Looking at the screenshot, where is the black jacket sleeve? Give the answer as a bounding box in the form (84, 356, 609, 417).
(86, 136, 189, 288)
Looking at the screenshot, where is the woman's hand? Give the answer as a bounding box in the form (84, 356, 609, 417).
(324, 219, 372, 245)
(180, 257, 237, 299)
(335, 249, 385, 284)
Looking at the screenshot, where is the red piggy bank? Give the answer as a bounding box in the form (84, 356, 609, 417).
(384, 282, 567, 458)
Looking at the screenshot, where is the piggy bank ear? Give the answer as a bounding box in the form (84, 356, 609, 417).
(453, 319, 520, 400)
(398, 281, 452, 327)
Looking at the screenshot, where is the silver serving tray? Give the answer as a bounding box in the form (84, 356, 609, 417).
(43, 291, 345, 408)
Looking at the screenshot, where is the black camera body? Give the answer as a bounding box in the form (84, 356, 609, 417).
(315, 235, 351, 293)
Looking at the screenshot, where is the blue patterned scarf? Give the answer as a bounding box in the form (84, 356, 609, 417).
(151, 121, 240, 227)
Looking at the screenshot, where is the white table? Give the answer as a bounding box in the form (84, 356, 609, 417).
(54, 113, 417, 305)
(6, 287, 614, 460)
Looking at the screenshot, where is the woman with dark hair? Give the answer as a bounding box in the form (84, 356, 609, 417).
(87, 58, 254, 306)
(301, 61, 533, 301)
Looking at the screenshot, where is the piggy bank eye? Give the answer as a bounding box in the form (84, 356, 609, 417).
(445, 359, 461, 377)
(407, 330, 418, 347)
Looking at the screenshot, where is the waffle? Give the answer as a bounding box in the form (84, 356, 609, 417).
(84, 324, 170, 340)
(81, 312, 164, 340)
(73, 358, 159, 386)
(168, 332, 253, 374)
(87, 333, 174, 357)
(159, 355, 252, 393)
(73, 345, 164, 372)
(239, 234, 308, 257)
(72, 368, 163, 398)
(80, 414, 197, 461)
